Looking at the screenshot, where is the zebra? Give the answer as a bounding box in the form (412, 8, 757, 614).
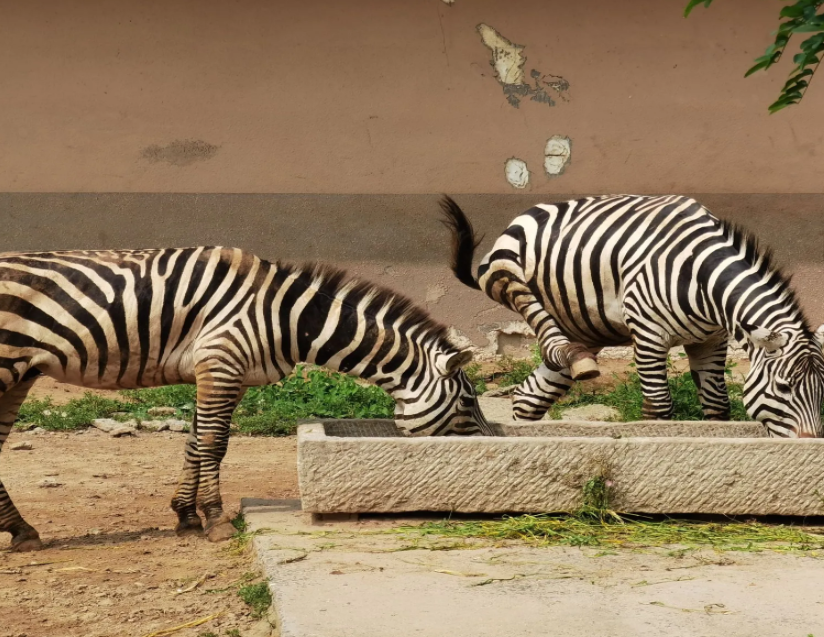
(440, 194, 824, 436)
(0, 247, 491, 552)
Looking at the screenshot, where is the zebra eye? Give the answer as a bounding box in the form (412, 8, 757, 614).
(774, 379, 792, 396)
(460, 396, 474, 408)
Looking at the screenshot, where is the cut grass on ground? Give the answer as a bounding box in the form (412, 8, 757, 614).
(399, 514, 824, 552)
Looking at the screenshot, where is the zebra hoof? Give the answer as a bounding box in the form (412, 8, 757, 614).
(205, 520, 236, 543)
(11, 535, 44, 552)
(570, 357, 600, 381)
(175, 519, 205, 538)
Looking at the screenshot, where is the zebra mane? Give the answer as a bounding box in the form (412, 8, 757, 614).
(719, 219, 813, 335)
(275, 260, 459, 350)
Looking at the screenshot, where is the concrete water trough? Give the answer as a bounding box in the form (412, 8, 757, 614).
(297, 418, 824, 517)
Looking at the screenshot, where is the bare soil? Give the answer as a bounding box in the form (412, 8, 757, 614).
(0, 425, 298, 637)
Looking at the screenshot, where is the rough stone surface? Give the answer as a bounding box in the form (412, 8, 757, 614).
(481, 385, 517, 397)
(91, 418, 117, 433)
(298, 421, 820, 516)
(140, 420, 171, 432)
(38, 478, 63, 488)
(167, 420, 188, 433)
(147, 406, 177, 416)
(9, 441, 33, 451)
(560, 404, 621, 422)
(110, 425, 137, 438)
(477, 397, 514, 423)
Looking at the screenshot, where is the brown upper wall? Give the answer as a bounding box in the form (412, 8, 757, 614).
(2, 0, 822, 195)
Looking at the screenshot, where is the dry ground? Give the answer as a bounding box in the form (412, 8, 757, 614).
(0, 424, 297, 637)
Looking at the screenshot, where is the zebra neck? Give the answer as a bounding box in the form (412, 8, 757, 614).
(721, 277, 806, 339)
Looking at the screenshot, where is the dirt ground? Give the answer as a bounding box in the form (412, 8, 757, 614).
(0, 424, 298, 637)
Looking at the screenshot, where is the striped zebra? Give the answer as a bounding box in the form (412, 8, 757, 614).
(441, 194, 824, 436)
(0, 247, 490, 552)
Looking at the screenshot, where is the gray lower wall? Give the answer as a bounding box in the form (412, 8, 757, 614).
(1, 193, 822, 343)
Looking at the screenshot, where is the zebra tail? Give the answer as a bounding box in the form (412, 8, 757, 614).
(439, 195, 482, 291)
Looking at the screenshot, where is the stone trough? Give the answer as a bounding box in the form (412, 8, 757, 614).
(298, 418, 824, 517)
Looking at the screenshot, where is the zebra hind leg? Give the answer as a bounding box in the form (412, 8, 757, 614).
(170, 414, 205, 537)
(512, 364, 574, 420)
(0, 376, 42, 551)
(684, 339, 730, 420)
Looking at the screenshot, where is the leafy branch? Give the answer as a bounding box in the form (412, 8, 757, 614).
(685, 0, 824, 112)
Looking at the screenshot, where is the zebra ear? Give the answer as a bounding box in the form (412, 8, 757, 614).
(747, 327, 789, 353)
(436, 350, 474, 376)
(814, 324, 824, 349)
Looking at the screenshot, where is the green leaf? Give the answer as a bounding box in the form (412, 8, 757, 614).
(780, 5, 806, 18)
(684, 0, 713, 18)
(745, 59, 772, 76)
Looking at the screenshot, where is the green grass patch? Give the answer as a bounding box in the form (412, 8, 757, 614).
(546, 365, 751, 422)
(230, 367, 393, 436)
(17, 394, 125, 431)
(237, 581, 272, 618)
(16, 365, 393, 435)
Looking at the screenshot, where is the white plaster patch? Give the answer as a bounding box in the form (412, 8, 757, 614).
(441, 0, 455, 4)
(476, 24, 525, 85)
(544, 135, 571, 176)
(425, 283, 448, 305)
(504, 157, 530, 189)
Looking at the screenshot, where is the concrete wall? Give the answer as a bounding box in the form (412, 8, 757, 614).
(2, 0, 822, 347)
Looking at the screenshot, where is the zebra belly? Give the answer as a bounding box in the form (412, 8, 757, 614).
(545, 286, 632, 347)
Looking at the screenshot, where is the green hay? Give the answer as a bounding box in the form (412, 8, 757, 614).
(402, 515, 824, 552)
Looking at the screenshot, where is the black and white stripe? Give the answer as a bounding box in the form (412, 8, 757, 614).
(441, 194, 824, 435)
(0, 247, 489, 551)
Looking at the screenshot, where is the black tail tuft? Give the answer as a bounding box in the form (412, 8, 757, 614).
(439, 195, 482, 291)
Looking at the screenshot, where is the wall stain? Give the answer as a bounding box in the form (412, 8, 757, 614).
(476, 23, 570, 109)
(141, 139, 220, 167)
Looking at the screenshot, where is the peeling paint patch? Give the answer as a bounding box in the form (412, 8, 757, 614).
(476, 24, 570, 108)
(477, 24, 526, 85)
(504, 157, 530, 189)
(544, 136, 571, 176)
(478, 321, 536, 358)
(425, 283, 448, 305)
(442, 0, 455, 4)
(141, 139, 219, 167)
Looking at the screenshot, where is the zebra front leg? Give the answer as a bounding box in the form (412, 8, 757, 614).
(684, 338, 730, 420)
(632, 338, 674, 420)
(0, 377, 42, 551)
(512, 364, 574, 420)
(170, 413, 204, 537)
(194, 361, 245, 543)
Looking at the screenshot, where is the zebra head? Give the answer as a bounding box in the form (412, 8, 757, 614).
(740, 324, 824, 438)
(392, 348, 494, 437)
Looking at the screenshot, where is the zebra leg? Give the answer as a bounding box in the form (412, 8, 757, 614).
(512, 364, 574, 420)
(0, 377, 43, 551)
(505, 282, 598, 380)
(192, 361, 245, 543)
(170, 413, 204, 537)
(684, 339, 730, 420)
(632, 340, 674, 420)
